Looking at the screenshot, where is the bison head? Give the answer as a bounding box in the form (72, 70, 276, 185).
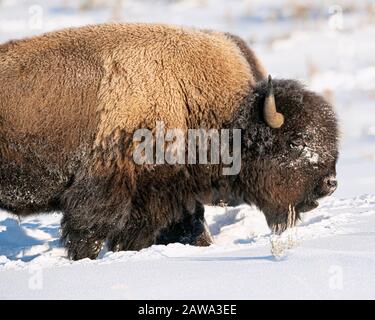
(234, 76, 339, 233)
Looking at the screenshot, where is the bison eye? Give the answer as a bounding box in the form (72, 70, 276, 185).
(290, 137, 305, 148)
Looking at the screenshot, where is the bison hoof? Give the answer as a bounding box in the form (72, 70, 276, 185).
(66, 238, 103, 260)
(191, 230, 213, 247)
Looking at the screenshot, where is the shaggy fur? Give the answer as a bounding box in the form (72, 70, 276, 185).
(231, 79, 338, 232)
(0, 23, 338, 260)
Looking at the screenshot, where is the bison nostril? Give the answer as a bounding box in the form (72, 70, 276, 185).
(326, 177, 337, 189)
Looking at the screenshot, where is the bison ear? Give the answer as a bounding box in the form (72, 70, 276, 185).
(263, 75, 284, 129)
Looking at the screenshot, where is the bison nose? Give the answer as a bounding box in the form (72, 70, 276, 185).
(324, 176, 337, 193)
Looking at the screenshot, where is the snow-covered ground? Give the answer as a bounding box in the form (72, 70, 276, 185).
(0, 0, 374, 299)
(1, 196, 375, 299)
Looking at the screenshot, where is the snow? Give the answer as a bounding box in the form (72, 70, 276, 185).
(0, 0, 375, 299)
(1, 196, 375, 299)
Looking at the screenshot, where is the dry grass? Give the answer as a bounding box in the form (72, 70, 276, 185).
(286, 0, 311, 20)
(270, 205, 299, 258)
(111, 0, 124, 22)
(366, 3, 375, 23)
(323, 88, 335, 105)
(79, 0, 103, 11)
(306, 57, 319, 80)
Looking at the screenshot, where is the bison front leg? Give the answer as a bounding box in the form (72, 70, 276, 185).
(106, 219, 156, 252)
(60, 217, 104, 260)
(107, 200, 212, 251)
(185, 201, 213, 247)
(155, 201, 213, 247)
(59, 174, 130, 260)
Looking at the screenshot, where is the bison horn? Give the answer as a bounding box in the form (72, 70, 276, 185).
(263, 75, 284, 129)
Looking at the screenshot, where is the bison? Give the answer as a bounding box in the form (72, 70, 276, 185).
(0, 23, 338, 260)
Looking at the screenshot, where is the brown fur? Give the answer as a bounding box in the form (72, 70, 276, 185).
(0, 23, 338, 260)
(223, 33, 267, 82)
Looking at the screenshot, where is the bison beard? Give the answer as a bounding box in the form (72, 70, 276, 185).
(0, 23, 338, 260)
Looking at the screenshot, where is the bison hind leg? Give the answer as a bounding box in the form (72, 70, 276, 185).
(155, 201, 213, 247)
(60, 211, 107, 260)
(59, 173, 127, 260)
(61, 226, 104, 260)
